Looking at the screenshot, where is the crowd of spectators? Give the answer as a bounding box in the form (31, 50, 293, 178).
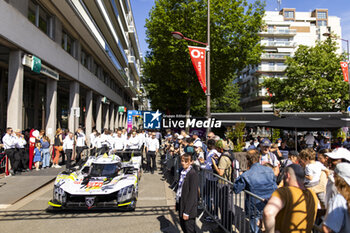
(161, 130, 350, 233)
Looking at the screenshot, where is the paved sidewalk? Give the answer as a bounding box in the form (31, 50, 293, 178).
(0, 167, 64, 208)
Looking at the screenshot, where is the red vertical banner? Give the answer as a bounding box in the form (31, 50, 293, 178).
(188, 46, 207, 93)
(340, 61, 349, 82)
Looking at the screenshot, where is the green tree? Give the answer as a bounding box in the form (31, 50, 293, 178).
(226, 123, 246, 152)
(143, 0, 265, 115)
(263, 38, 348, 112)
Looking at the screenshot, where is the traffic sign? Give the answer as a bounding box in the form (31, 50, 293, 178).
(71, 107, 80, 117)
(347, 106, 350, 112)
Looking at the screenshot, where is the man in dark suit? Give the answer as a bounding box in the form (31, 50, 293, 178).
(176, 153, 199, 233)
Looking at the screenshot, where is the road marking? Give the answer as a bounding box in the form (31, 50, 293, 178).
(137, 197, 166, 201)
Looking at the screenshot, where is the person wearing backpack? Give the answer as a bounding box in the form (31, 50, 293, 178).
(212, 140, 238, 232)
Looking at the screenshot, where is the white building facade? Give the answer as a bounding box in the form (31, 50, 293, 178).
(239, 8, 342, 112)
(0, 0, 147, 139)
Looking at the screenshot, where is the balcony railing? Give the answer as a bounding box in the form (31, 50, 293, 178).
(258, 66, 287, 72)
(259, 29, 297, 35)
(261, 41, 296, 47)
(261, 53, 290, 60)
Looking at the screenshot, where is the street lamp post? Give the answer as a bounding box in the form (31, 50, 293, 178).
(172, 0, 211, 135)
(323, 33, 350, 107)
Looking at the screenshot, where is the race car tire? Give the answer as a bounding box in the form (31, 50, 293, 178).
(128, 198, 137, 211)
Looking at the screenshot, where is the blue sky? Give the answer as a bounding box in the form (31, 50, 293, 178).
(130, 0, 350, 56)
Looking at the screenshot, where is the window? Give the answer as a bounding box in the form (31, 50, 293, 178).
(28, 0, 54, 38)
(317, 12, 327, 19)
(62, 30, 74, 55)
(318, 20, 327, 26)
(284, 11, 294, 18)
(91, 60, 97, 74)
(81, 49, 88, 68)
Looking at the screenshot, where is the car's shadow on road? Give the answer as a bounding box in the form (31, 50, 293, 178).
(0, 205, 176, 221)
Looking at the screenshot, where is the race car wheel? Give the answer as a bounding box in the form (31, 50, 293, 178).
(128, 198, 137, 211)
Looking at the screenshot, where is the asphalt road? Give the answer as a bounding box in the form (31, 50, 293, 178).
(0, 171, 181, 233)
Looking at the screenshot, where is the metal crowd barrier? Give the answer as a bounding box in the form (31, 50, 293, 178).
(199, 169, 265, 233)
(0, 153, 9, 176)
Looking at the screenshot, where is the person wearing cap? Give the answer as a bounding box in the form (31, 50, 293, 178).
(234, 149, 277, 233)
(323, 162, 350, 233)
(276, 138, 282, 147)
(263, 164, 318, 233)
(192, 132, 202, 148)
(259, 138, 280, 176)
(194, 141, 205, 164)
(212, 140, 238, 232)
(324, 148, 350, 208)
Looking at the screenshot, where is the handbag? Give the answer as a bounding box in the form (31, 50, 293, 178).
(58, 146, 63, 151)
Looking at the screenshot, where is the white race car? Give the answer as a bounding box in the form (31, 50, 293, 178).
(48, 152, 142, 211)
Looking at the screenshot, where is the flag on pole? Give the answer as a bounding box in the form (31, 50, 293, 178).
(188, 46, 207, 93)
(340, 61, 349, 82)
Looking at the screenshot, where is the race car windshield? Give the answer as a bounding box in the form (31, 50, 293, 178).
(90, 164, 119, 177)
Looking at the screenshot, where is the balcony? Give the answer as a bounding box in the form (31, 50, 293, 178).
(261, 53, 291, 60)
(257, 66, 287, 72)
(261, 41, 296, 48)
(128, 55, 141, 80)
(258, 29, 296, 36)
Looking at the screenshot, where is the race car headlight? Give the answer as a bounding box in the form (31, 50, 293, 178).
(118, 185, 134, 203)
(53, 186, 67, 204)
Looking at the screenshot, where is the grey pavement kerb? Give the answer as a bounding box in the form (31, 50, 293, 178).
(0, 167, 64, 206)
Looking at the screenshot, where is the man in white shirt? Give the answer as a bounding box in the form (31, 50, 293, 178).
(138, 130, 146, 153)
(146, 132, 159, 174)
(63, 132, 74, 170)
(89, 129, 97, 156)
(15, 129, 28, 171)
(75, 128, 87, 163)
(305, 133, 315, 148)
(113, 130, 125, 152)
(121, 128, 127, 140)
(2, 127, 19, 175)
(100, 129, 113, 154)
(192, 132, 202, 148)
(128, 131, 140, 150)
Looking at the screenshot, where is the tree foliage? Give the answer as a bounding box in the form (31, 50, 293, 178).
(143, 0, 265, 115)
(263, 38, 348, 112)
(226, 123, 246, 152)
